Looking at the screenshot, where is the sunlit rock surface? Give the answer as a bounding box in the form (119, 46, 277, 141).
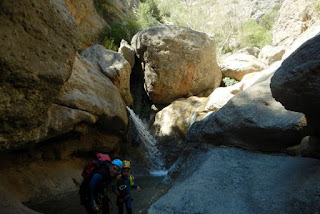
(152, 97, 205, 166)
(258, 45, 285, 65)
(272, 0, 320, 47)
(131, 25, 222, 104)
(220, 52, 267, 81)
(53, 53, 128, 134)
(118, 39, 136, 69)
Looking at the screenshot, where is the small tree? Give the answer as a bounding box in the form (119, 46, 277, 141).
(136, 0, 162, 29)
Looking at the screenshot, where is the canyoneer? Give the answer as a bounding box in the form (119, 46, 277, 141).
(80, 157, 123, 214)
(112, 160, 141, 214)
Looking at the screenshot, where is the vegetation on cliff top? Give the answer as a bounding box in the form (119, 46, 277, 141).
(94, 0, 280, 54)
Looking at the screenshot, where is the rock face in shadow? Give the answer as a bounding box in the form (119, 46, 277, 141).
(270, 34, 320, 136)
(0, 2, 129, 211)
(149, 148, 320, 214)
(131, 25, 222, 104)
(0, 187, 39, 214)
(0, 0, 79, 150)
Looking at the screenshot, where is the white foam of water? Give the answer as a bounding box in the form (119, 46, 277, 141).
(149, 170, 168, 177)
(127, 107, 165, 171)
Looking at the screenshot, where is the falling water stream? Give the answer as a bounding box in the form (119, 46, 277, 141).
(126, 107, 167, 176)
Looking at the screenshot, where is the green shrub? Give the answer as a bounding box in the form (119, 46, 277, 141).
(98, 17, 141, 49)
(223, 77, 239, 86)
(240, 19, 272, 48)
(94, 0, 116, 18)
(101, 38, 118, 51)
(259, 4, 280, 30)
(94, 0, 280, 54)
(315, 0, 320, 12)
(136, 0, 162, 29)
(96, 0, 163, 50)
(154, 0, 281, 54)
(238, 4, 279, 49)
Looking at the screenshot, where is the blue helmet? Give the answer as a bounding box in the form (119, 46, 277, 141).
(111, 159, 123, 170)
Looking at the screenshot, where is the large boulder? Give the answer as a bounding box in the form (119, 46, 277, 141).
(81, 44, 133, 106)
(131, 25, 222, 104)
(236, 46, 260, 58)
(0, 0, 79, 151)
(199, 61, 281, 116)
(118, 39, 136, 69)
(55, 53, 128, 134)
(258, 45, 285, 65)
(187, 71, 306, 152)
(199, 84, 241, 113)
(151, 62, 285, 164)
(220, 52, 267, 81)
(270, 34, 320, 135)
(197, 61, 283, 121)
(152, 96, 205, 166)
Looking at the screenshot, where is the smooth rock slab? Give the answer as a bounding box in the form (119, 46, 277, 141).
(149, 148, 320, 214)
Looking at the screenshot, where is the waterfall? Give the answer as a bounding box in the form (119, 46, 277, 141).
(126, 107, 166, 175)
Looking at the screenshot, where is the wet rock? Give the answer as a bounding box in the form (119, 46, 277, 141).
(300, 136, 320, 159)
(150, 148, 320, 214)
(0, 187, 39, 214)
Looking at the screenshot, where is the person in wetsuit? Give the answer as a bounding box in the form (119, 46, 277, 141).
(112, 160, 141, 214)
(87, 159, 123, 213)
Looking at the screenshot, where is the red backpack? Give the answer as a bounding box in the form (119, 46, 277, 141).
(82, 153, 111, 179)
